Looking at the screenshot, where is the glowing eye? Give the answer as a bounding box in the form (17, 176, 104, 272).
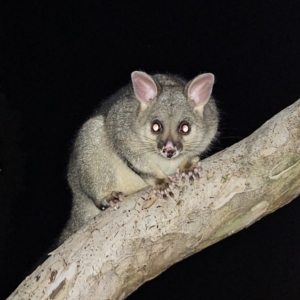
(179, 121, 190, 135)
(151, 120, 162, 134)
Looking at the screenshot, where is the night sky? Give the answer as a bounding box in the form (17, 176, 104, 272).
(1, 1, 300, 299)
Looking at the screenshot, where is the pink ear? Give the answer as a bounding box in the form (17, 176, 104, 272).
(131, 71, 157, 106)
(188, 73, 215, 110)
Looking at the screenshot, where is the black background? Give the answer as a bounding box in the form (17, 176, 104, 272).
(1, 1, 300, 299)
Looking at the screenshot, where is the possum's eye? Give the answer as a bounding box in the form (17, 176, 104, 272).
(151, 120, 163, 134)
(179, 121, 190, 135)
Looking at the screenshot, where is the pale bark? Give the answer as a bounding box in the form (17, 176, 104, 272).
(8, 100, 300, 300)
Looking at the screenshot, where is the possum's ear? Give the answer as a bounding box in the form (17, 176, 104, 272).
(131, 71, 158, 109)
(187, 73, 215, 115)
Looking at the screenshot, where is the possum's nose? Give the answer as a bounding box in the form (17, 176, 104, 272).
(163, 147, 176, 158)
(162, 141, 177, 158)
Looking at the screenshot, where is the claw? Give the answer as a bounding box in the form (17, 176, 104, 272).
(188, 172, 194, 185)
(194, 168, 200, 179)
(171, 180, 179, 189)
(181, 173, 186, 183)
(153, 190, 163, 198)
(109, 199, 120, 209)
(172, 182, 178, 189)
(195, 162, 202, 172)
(111, 191, 125, 202)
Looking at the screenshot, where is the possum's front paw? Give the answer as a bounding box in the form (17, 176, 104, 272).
(177, 161, 202, 184)
(153, 177, 177, 199)
(99, 191, 125, 211)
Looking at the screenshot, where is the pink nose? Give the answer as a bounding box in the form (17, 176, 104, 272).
(163, 147, 176, 158)
(162, 140, 177, 158)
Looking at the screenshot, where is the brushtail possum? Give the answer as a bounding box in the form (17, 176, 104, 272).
(59, 71, 219, 244)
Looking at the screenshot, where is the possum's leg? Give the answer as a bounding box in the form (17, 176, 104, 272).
(140, 171, 177, 199)
(152, 177, 178, 199)
(177, 157, 202, 184)
(97, 191, 125, 210)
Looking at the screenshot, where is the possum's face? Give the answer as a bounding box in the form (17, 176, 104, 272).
(151, 118, 188, 159)
(144, 102, 202, 159)
(141, 105, 208, 160)
(131, 71, 217, 160)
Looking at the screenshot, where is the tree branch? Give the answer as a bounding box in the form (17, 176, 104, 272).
(8, 99, 300, 300)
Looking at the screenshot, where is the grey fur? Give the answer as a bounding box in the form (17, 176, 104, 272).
(59, 72, 219, 244)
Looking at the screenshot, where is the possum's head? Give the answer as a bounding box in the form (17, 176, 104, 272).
(131, 71, 218, 160)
